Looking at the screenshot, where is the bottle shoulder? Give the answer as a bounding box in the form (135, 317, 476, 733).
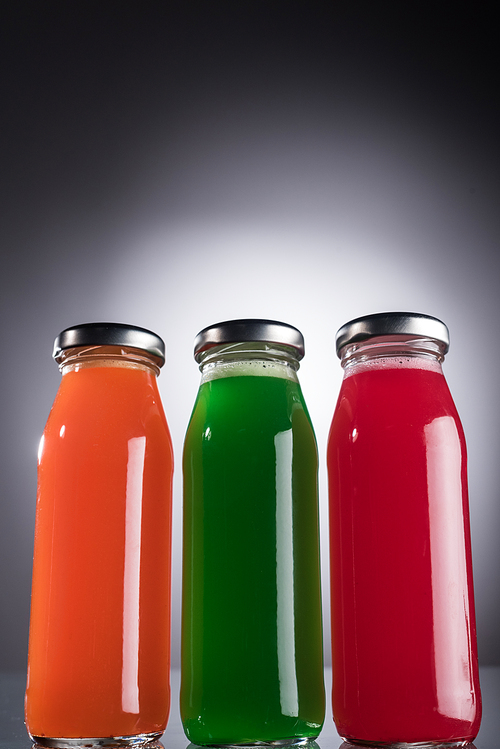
(43, 365, 169, 438)
(185, 371, 314, 441)
(329, 358, 463, 444)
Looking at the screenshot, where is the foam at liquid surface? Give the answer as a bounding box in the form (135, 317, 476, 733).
(344, 355, 443, 379)
(201, 359, 298, 383)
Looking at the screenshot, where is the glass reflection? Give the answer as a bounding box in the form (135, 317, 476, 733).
(32, 743, 165, 749)
(339, 743, 477, 749)
(187, 743, 320, 749)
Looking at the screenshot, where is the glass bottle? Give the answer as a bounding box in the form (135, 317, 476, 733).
(181, 319, 325, 746)
(327, 312, 481, 747)
(25, 323, 174, 747)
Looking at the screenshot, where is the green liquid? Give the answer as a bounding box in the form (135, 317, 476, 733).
(181, 365, 325, 746)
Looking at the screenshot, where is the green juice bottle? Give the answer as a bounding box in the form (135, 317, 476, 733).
(181, 319, 325, 747)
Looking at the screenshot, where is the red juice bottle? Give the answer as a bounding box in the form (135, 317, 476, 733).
(327, 312, 481, 747)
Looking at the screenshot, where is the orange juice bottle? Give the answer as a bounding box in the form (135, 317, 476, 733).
(25, 323, 174, 747)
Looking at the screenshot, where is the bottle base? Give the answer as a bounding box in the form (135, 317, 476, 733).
(192, 738, 317, 748)
(341, 739, 475, 749)
(30, 732, 163, 748)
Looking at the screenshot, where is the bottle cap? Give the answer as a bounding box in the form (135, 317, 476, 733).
(335, 312, 450, 358)
(53, 322, 166, 365)
(194, 319, 305, 362)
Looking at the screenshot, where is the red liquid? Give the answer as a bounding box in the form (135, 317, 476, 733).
(327, 357, 481, 745)
(25, 361, 173, 740)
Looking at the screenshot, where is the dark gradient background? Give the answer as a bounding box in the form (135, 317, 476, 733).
(1, 2, 499, 671)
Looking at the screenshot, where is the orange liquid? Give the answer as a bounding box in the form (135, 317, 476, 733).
(25, 360, 173, 740)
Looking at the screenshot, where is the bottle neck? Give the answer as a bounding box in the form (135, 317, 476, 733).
(339, 335, 446, 373)
(57, 345, 162, 376)
(197, 342, 300, 383)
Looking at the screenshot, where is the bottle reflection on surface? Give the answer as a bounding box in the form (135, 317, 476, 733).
(186, 742, 321, 749)
(339, 744, 478, 749)
(32, 742, 166, 749)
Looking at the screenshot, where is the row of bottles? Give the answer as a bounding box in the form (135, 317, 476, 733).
(25, 314, 481, 749)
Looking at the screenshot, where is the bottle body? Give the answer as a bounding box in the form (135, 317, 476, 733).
(328, 343, 481, 745)
(181, 352, 325, 746)
(26, 347, 173, 744)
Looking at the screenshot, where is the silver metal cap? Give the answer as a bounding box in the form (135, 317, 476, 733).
(335, 312, 450, 357)
(194, 319, 305, 362)
(53, 322, 166, 365)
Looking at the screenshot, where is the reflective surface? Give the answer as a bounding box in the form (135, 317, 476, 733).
(31, 737, 163, 748)
(2, 669, 500, 749)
